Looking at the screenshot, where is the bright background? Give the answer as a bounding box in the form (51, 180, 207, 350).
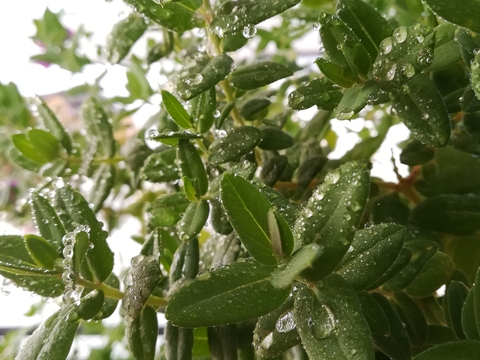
(0, 0, 410, 333)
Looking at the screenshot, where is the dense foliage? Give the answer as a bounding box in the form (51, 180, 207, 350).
(2, 0, 480, 358)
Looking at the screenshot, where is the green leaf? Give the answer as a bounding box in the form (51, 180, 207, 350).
(191, 87, 216, 133)
(400, 139, 435, 166)
(336, 223, 405, 291)
(391, 74, 450, 147)
(254, 293, 301, 358)
(210, 199, 233, 235)
(422, 0, 480, 33)
(93, 273, 120, 320)
(170, 238, 199, 283)
(88, 163, 116, 213)
(177, 200, 209, 241)
(334, 80, 378, 120)
(425, 23, 462, 72)
(210, 0, 301, 36)
(315, 58, 356, 87)
(125, 0, 203, 32)
(11, 133, 49, 164)
(0, 235, 34, 263)
(177, 139, 208, 198)
(73, 230, 91, 277)
(161, 90, 192, 129)
(414, 340, 480, 360)
(106, 13, 147, 64)
(0, 270, 64, 297)
(474, 268, 480, 338)
(258, 126, 294, 150)
(336, 0, 393, 59)
(366, 247, 412, 290)
(123, 255, 162, 319)
(82, 97, 116, 158)
(444, 281, 469, 339)
(29, 191, 65, 252)
(393, 292, 428, 347)
(462, 285, 479, 340)
(77, 289, 105, 320)
(296, 156, 329, 189)
(471, 52, 480, 100)
(426, 325, 457, 345)
(176, 54, 234, 101)
(165, 321, 194, 360)
(208, 126, 263, 165)
(294, 275, 374, 360)
(147, 192, 190, 227)
(24, 234, 59, 270)
(371, 293, 412, 360)
(230, 62, 293, 90)
(260, 155, 289, 187)
(405, 251, 454, 297)
(357, 291, 390, 336)
(31, 96, 72, 153)
(294, 161, 370, 281)
(410, 194, 480, 235)
(55, 184, 114, 282)
(221, 174, 293, 265)
(126, 305, 158, 360)
(239, 98, 271, 121)
(288, 77, 343, 111)
(165, 258, 290, 328)
(382, 240, 438, 292)
(8, 146, 42, 172)
(142, 148, 179, 183)
(15, 305, 79, 360)
(149, 130, 202, 146)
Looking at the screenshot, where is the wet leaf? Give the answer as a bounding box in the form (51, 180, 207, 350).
(422, 0, 480, 33)
(24, 234, 59, 270)
(444, 280, 468, 339)
(126, 305, 158, 360)
(258, 126, 294, 150)
(161, 90, 192, 129)
(82, 97, 116, 158)
(191, 87, 216, 133)
(177, 200, 209, 242)
(208, 126, 263, 164)
(165, 321, 193, 360)
(148, 130, 202, 146)
(230, 62, 293, 90)
(77, 289, 105, 320)
(177, 139, 208, 198)
(357, 291, 390, 336)
(239, 98, 271, 120)
(142, 148, 180, 183)
(288, 77, 343, 111)
(169, 238, 199, 283)
(147, 192, 189, 227)
(393, 292, 428, 347)
(413, 340, 480, 360)
(334, 80, 378, 120)
(88, 163, 116, 212)
(106, 13, 147, 64)
(462, 285, 479, 340)
(315, 58, 356, 87)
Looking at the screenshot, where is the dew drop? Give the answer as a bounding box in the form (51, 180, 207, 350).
(380, 37, 393, 55)
(242, 24, 257, 39)
(393, 27, 407, 43)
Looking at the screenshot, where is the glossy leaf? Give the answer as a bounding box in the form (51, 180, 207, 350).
(400, 139, 435, 166)
(11, 133, 48, 163)
(24, 234, 59, 270)
(239, 98, 271, 120)
(413, 340, 480, 360)
(294, 161, 370, 281)
(260, 155, 288, 187)
(422, 0, 480, 33)
(106, 13, 147, 64)
(315, 58, 356, 88)
(82, 97, 115, 158)
(475, 268, 480, 338)
(177, 139, 208, 198)
(357, 291, 390, 336)
(126, 305, 158, 360)
(77, 289, 105, 320)
(294, 275, 374, 360)
(393, 292, 428, 347)
(0, 235, 34, 263)
(149, 130, 202, 146)
(258, 126, 294, 150)
(93, 273, 120, 320)
(366, 247, 412, 290)
(230, 62, 293, 90)
(209, 198, 233, 235)
(208, 126, 263, 165)
(336, 223, 405, 290)
(161, 90, 192, 129)
(73, 230, 90, 277)
(334, 81, 378, 120)
(288, 77, 343, 111)
(170, 238, 199, 283)
(8, 146, 42, 172)
(165, 258, 290, 328)
(191, 87, 216, 133)
(142, 148, 179, 183)
(444, 281, 469, 339)
(88, 163, 116, 212)
(177, 200, 209, 242)
(426, 23, 462, 72)
(147, 192, 189, 227)
(165, 321, 194, 360)
(462, 285, 479, 340)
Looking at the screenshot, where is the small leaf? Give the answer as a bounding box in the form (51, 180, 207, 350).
(177, 200, 209, 242)
(463, 283, 479, 339)
(288, 77, 343, 111)
(8, 146, 42, 172)
(191, 87, 216, 133)
(208, 126, 263, 165)
(239, 98, 271, 120)
(88, 163, 116, 212)
(11, 134, 47, 164)
(422, 0, 480, 33)
(296, 156, 328, 189)
(294, 161, 370, 281)
(334, 80, 378, 120)
(258, 126, 294, 150)
(27, 128, 60, 162)
(260, 155, 288, 187)
(0, 235, 34, 263)
(147, 193, 190, 227)
(15, 305, 79, 360)
(425, 23, 462, 72)
(142, 148, 179, 183)
(393, 292, 428, 347)
(24, 234, 59, 270)
(366, 247, 412, 290)
(73, 230, 90, 277)
(336, 223, 405, 290)
(165, 258, 290, 328)
(169, 238, 199, 284)
(294, 275, 374, 360)
(177, 139, 208, 198)
(126, 305, 158, 360)
(165, 321, 194, 360)
(400, 139, 435, 166)
(93, 273, 120, 320)
(161, 90, 192, 129)
(444, 281, 469, 339)
(106, 13, 147, 64)
(471, 52, 480, 100)
(77, 289, 105, 320)
(413, 340, 480, 360)
(315, 58, 356, 87)
(209, 199, 233, 235)
(149, 130, 202, 146)
(82, 97, 116, 158)
(357, 291, 390, 336)
(230, 62, 293, 90)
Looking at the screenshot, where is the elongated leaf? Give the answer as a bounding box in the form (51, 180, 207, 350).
(260, 155, 288, 187)
(239, 98, 271, 121)
(294, 275, 374, 360)
(192, 87, 216, 133)
(88, 163, 116, 212)
(413, 340, 480, 360)
(11, 133, 48, 163)
(472, 52, 480, 100)
(336, 223, 405, 290)
(27, 128, 60, 162)
(422, 0, 480, 33)
(230, 62, 293, 90)
(161, 90, 192, 129)
(0, 270, 64, 297)
(258, 126, 294, 150)
(149, 130, 202, 146)
(165, 321, 194, 360)
(221, 174, 293, 265)
(29, 191, 65, 252)
(444, 281, 468, 339)
(0, 254, 59, 276)
(77, 289, 105, 320)
(177, 200, 209, 241)
(334, 80, 378, 120)
(82, 97, 116, 158)
(391, 74, 450, 147)
(288, 77, 343, 111)
(176, 54, 234, 100)
(426, 23, 462, 72)
(8, 146, 42, 172)
(462, 285, 479, 340)
(126, 305, 158, 360)
(16, 305, 79, 360)
(210, 0, 300, 36)
(0, 235, 33, 263)
(170, 238, 199, 284)
(147, 192, 190, 227)
(209, 126, 263, 165)
(366, 247, 412, 290)
(165, 258, 290, 328)
(93, 273, 120, 320)
(106, 13, 147, 64)
(393, 292, 428, 347)
(24, 234, 59, 270)
(294, 161, 370, 281)
(177, 139, 208, 198)
(357, 291, 390, 336)
(474, 268, 480, 338)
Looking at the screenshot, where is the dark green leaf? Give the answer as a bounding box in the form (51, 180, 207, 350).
(405, 251, 454, 297)
(230, 62, 293, 90)
(239, 98, 271, 120)
(147, 192, 190, 227)
(177, 200, 209, 241)
(462, 285, 479, 340)
(161, 90, 192, 129)
(24, 234, 59, 270)
(30, 191, 65, 252)
(391, 74, 451, 147)
(425, 23, 462, 72)
(207, 325, 237, 360)
(142, 148, 180, 183)
(16, 305, 79, 360)
(410, 194, 480, 235)
(334, 81, 378, 120)
(400, 139, 435, 166)
(315, 58, 356, 88)
(77, 289, 105, 320)
(294, 161, 370, 281)
(177, 139, 208, 198)
(149, 130, 202, 146)
(169, 238, 199, 283)
(288, 77, 343, 111)
(422, 0, 480, 33)
(474, 268, 480, 338)
(191, 87, 216, 134)
(260, 155, 288, 187)
(73, 230, 90, 277)
(357, 291, 390, 336)
(165, 321, 193, 360)
(93, 273, 120, 320)
(208, 126, 263, 164)
(82, 97, 116, 158)
(258, 126, 294, 150)
(165, 258, 290, 328)
(176, 54, 234, 100)
(426, 325, 457, 345)
(0, 270, 64, 297)
(210, 198, 233, 235)
(294, 275, 374, 360)
(126, 305, 158, 360)
(106, 13, 147, 64)
(296, 156, 328, 189)
(413, 340, 480, 360)
(444, 281, 469, 339)
(393, 292, 428, 347)
(336, 223, 405, 290)
(88, 163, 116, 212)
